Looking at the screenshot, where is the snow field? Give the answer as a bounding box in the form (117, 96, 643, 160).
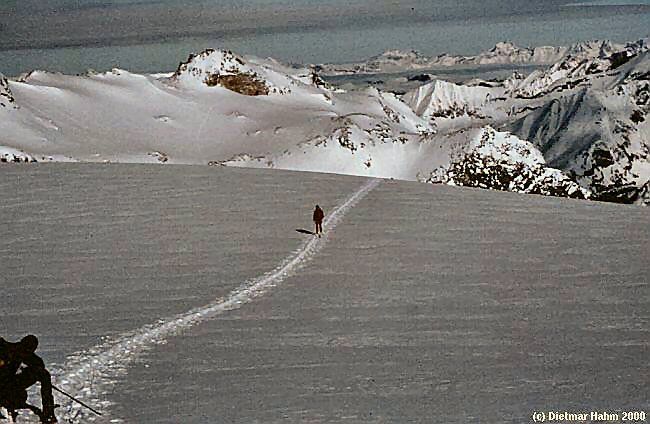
(50, 177, 380, 423)
(1, 164, 649, 423)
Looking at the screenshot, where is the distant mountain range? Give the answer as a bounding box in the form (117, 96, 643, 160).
(1, 39, 648, 205)
(314, 39, 648, 75)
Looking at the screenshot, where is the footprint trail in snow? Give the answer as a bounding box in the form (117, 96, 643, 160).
(49, 178, 381, 423)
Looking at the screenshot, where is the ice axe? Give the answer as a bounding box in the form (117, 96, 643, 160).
(52, 385, 103, 416)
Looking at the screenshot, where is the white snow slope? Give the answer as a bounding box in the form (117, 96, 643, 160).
(0, 50, 436, 178)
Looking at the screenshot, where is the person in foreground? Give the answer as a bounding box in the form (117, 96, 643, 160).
(0, 335, 57, 423)
(313, 204, 324, 237)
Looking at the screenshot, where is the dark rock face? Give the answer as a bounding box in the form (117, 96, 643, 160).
(205, 73, 270, 96)
(507, 89, 598, 168)
(1, 74, 16, 108)
(407, 74, 432, 82)
(609, 51, 634, 70)
(590, 183, 642, 204)
(630, 109, 645, 123)
(636, 180, 650, 205)
(591, 148, 615, 168)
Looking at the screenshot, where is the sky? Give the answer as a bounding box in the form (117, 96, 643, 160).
(1, 0, 649, 74)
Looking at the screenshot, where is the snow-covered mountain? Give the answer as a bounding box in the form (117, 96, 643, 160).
(506, 46, 650, 203)
(0, 50, 403, 164)
(1, 41, 649, 203)
(314, 40, 648, 76)
(503, 39, 649, 99)
(399, 39, 650, 203)
(0, 49, 451, 177)
(314, 42, 563, 75)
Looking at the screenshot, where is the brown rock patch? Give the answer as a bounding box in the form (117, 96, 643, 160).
(205, 73, 269, 96)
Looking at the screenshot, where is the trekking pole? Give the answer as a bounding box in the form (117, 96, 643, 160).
(52, 385, 103, 416)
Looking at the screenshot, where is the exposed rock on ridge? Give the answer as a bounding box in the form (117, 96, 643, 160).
(422, 127, 588, 199)
(1, 73, 16, 108)
(171, 49, 325, 95)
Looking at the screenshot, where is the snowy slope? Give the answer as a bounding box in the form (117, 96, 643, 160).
(0, 49, 440, 179)
(401, 80, 507, 131)
(2, 164, 649, 423)
(2, 42, 649, 202)
(0, 73, 35, 162)
(506, 50, 650, 202)
(0, 48, 579, 199)
(400, 41, 650, 203)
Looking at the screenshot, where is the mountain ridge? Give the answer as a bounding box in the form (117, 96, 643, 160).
(1, 40, 648, 204)
(315, 39, 649, 76)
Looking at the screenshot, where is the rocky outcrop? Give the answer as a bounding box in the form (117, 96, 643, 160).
(426, 152, 587, 199)
(171, 48, 326, 95)
(422, 127, 588, 199)
(172, 49, 274, 95)
(0, 147, 36, 163)
(204, 73, 269, 96)
(1, 73, 16, 108)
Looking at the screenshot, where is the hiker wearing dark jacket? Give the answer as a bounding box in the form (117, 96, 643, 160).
(313, 205, 324, 237)
(0, 335, 57, 423)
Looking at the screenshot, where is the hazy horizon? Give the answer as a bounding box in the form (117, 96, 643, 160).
(1, 0, 650, 75)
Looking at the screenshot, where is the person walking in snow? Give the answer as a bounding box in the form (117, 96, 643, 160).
(0, 335, 57, 423)
(313, 205, 324, 237)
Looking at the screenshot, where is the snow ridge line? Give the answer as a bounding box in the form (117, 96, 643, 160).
(52, 178, 381, 424)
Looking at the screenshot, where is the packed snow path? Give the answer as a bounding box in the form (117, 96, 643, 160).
(50, 178, 380, 423)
